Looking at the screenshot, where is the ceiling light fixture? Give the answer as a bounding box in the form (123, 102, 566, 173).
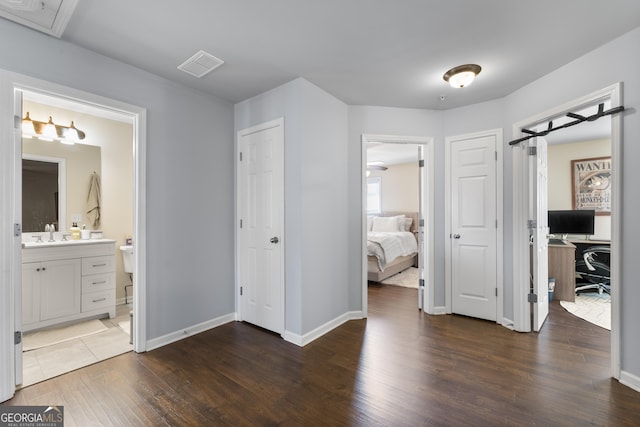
(21, 112, 86, 143)
(443, 64, 481, 88)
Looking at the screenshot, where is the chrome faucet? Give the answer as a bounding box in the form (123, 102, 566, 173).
(45, 224, 55, 242)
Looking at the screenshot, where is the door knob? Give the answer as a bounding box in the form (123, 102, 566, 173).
(453, 234, 461, 239)
(270, 237, 279, 244)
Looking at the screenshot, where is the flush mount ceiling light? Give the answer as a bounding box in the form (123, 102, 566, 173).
(443, 64, 482, 88)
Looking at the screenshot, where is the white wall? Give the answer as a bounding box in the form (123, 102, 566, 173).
(548, 139, 611, 240)
(369, 162, 419, 212)
(235, 78, 349, 336)
(0, 19, 235, 345)
(443, 27, 640, 382)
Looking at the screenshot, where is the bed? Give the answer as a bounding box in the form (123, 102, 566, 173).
(367, 212, 419, 282)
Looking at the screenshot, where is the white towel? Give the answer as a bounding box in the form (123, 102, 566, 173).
(86, 172, 101, 227)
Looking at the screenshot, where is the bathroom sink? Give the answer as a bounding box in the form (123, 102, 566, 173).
(22, 239, 113, 249)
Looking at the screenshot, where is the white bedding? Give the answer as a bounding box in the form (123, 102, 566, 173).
(367, 231, 418, 271)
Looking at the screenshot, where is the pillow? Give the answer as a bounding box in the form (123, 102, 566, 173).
(371, 215, 404, 232)
(402, 217, 413, 232)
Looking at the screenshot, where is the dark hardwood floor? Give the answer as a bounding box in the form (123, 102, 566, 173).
(5, 284, 640, 426)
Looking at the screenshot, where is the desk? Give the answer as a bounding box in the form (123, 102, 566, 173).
(548, 241, 576, 302)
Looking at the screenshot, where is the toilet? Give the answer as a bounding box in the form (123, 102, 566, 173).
(119, 245, 134, 274)
(119, 245, 134, 307)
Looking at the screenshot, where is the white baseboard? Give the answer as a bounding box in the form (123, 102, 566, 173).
(619, 370, 640, 393)
(501, 317, 516, 330)
(283, 311, 363, 347)
(146, 312, 236, 351)
(430, 306, 447, 315)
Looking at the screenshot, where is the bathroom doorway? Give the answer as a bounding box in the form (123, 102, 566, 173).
(2, 73, 147, 391)
(18, 92, 135, 387)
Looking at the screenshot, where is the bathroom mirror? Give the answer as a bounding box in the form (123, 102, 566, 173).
(22, 155, 66, 233)
(22, 138, 101, 234)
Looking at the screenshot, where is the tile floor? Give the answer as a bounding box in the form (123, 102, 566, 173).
(21, 304, 133, 388)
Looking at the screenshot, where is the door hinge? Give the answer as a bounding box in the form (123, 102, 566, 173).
(419, 219, 424, 227)
(527, 219, 537, 230)
(14, 115, 21, 129)
(496, 219, 498, 229)
(495, 151, 498, 161)
(240, 219, 243, 229)
(495, 288, 498, 297)
(419, 279, 425, 289)
(528, 146, 537, 156)
(528, 293, 538, 303)
(240, 286, 243, 296)
(14, 331, 22, 345)
(14, 223, 22, 237)
(418, 159, 424, 168)
(239, 152, 243, 162)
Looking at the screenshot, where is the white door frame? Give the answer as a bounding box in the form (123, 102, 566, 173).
(0, 70, 147, 402)
(361, 134, 434, 316)
(511, 83, 621, 378)
(235, 118, 286, 332)
(445, 129, 504, 322)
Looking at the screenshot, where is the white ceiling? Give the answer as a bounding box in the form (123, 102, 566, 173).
(367, 143, 420, 166)
(35, 0, 639, 111)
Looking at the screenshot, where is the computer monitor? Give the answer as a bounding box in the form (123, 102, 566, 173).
(548, 209, 595, 236)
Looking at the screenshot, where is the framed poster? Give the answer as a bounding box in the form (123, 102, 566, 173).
(571, 156, 611, 215)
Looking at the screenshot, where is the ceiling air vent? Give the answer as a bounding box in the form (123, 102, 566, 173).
(177, 50, 224, 78)
(0, 0, 78, 37)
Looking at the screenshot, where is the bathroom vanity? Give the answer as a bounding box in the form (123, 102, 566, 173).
(21, 239, 116, 332)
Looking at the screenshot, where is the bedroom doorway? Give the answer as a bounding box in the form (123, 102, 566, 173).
(361, 134, 434, 315)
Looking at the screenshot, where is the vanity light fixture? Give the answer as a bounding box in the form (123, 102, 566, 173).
(41, 116, 58, 140)
(443, 64, 482, 88)
(21, 112, 86, 143)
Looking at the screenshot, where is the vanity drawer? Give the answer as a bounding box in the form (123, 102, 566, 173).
(82, 273, 115, 293)
(82, 255, 115, 275)
(82, 290, 115, 312)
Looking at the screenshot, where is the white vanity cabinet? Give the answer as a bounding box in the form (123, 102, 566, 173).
(22, 240, 116, 332)
(23, 259, 82, 325)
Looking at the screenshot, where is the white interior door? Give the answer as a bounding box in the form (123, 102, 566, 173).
(14, 90, 23, 387)
(450, 135, 497, 321)
(530, 136, 549, 331)
(417, 145, 424, 310)
(238, 118, 284, 334)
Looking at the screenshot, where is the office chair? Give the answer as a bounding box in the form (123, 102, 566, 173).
(575, 246, 610, 294)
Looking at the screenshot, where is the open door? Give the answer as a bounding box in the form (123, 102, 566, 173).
(13, 89, 23, 387)
(417, 145, 424, 310)
(530, 136, 549, 331)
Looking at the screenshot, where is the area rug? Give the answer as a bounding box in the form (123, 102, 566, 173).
(23, 319, 108, 351)
(381, 267, 419, 288)
(560, 293, 611, 330)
